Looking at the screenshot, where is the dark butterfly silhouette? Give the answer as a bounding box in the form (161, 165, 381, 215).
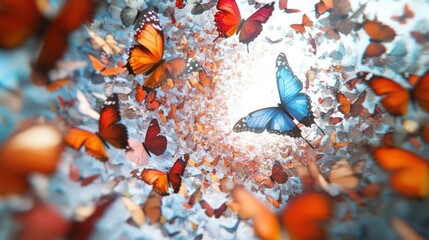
(233, 53, 324, 149)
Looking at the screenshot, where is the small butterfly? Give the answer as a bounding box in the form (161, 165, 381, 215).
(362, 19, 396, 62)
(290, 14, 313, 34)
(335, 90, 367, 118)
(199, 200, 228, 218)
(391, 4, 414, 25)
(88, 54, 126, 76)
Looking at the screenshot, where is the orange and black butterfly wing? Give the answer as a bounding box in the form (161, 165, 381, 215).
(98, 94, 128, 149)
(270, 161, 288, 184)
(238, 2, 275, 44)
(167, 154, 190, 193)
(363, 73, 409, 116)
(214, 0, 242, 40)
(413, 71, 429, 113)
(373, 147, 429, 198)
(144, 118, 167, 156)
(131, 168, 169, 195)
(127, 10, 163, 76)
(335, 90, 351, 115)
(65, 128, 108, 162)
(135, 83, 147, 103)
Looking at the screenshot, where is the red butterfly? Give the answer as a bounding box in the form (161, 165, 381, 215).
(130, 154, 189, 196)
(362, 19, 396, 62)
(126, 118, 167, 162)
(176, 0, 187, 9)
(0, 0, 97, 87)
(391, 4, 414, 24)
(290, 14, 313, 34)
(279, 0, 300, 14)
(410, 31, 429, 45)
(213, 0, 274, 49)
(58, 96, 76, 109)
(200, 200, 228, 218)
(65, 94, 129, 162)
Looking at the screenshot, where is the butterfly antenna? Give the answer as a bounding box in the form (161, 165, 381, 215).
(301, 136, 315, 149)
(315, 122, 325, 135)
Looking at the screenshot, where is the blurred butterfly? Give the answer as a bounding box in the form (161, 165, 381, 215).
(120, 1, 154, 29)
(213, 0, 274, 50)
(362, 19, 396, 62)
(176, 0, 187, 9)
(373, 147, 429, 198)
(335, 90, 367, 118)
(65, 94, 129, 162)
(290, 14, 313, 34)
(233, 52, 324, 149)
(58, 96, 77, 109)
(126, 9, 200, 89)
(391, 4, 414, 25)
(88, 54, 126, 76)
(266, 191, 283, 208)
(188, 69, 215, 93)
(0, 123, 64, 196)
(86, 28, 123, 56)
(130, 154, 189, 196)
(330, 130, 350, 154)
(319, 26, 341, 40)
(358, 71, 429, 116)
(328, 159, 364, 191)
(122, 190, 162, 226)
(327, 0, 355, 36)
(182, 187, 203, 209)
(281, 192, 333, 240)
(76, 90, 100, 120)
(279, 0, 300, 13)
(410, 31, 429, 45)
(255, 161, 288, 188)
(314, 0, 333, 18)
(200, 200, 228, 218)
(191, 0, 217, 15)
(344, 77, 363, 91)
(126, 118, 167, 164)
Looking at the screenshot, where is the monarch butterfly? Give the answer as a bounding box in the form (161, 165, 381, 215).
(335, 90, 367, 118)
(125, 118, 167, 164)
(213, 0, 274, 50)
(126, 10, 200, 89)
(65, 94, 129, 162)
(199, 200, 228, 218)
(373, 147, 429, 198)
(130, 154, 189, 196)
(358, 71, 429, 116)
(362, 19, 396, 62)
(290, 14, 313, 34)
(391, 4, 414, 25)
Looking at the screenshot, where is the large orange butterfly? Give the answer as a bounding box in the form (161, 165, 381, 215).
(65, 94, 129, 162)
(373, 147, 429, 198)
(358, 71, 429, 116)
(0, 0, 97, 86)
(126, 9, 199, 89)
(213, 0, 274, 48)
(130, 154, 189, 196)
(362, 19, 396, 62)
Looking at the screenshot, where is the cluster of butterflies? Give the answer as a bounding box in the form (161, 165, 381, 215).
(1, 0, 429, 239)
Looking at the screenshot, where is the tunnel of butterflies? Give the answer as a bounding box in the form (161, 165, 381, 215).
(1, 0, 429, 239)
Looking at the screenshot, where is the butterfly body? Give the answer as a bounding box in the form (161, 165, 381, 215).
(233, 53, 323, 148)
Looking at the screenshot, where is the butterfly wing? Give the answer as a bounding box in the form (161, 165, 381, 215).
(98, 94, 128, 149)
(413, 71, 429, 113)
(363, 20, 396, 42)
(65, 128, 108, 162)
(276, 53, 316, 127)
(365, 74, 409, 116)
(335, 91, 351, 115)
(234, 107, 301, 138)
(144, 119, 167, 156)
(350, 90, 367, 117)
(271, 161, 288, 184)
(214, 0, 242, 39)
(135, 83, 147, 102)
(131, 168, 169, 195)
(125, 138, 149, 165)
(167, 154, 190, 193)
(373, 147, 429, 198)
(143, 190, 162, 222)
(238, 3, 274, 44)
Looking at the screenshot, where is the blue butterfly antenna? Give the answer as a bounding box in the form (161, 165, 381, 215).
(301, 136, 315, 149)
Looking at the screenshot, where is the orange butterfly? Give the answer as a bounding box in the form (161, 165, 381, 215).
(88, 54, 126, 76)
(290, 14, 313, 34)
(335, 90, 367, 118)
(391, 4, 414, 24)
(359, 71, 429, 116)
(255, 161, 288, 188)
(0, 122, 64, 196)
(373, 147, 429, 198)
(65, 94, 129, 162)
(130, 154, 189, 196)
(362, 19, 396, 62)
(188, 69, 215, 93)
(314, 0, 333, 18)
(126, 9, 199, 89)
(199, 200, 228, 218)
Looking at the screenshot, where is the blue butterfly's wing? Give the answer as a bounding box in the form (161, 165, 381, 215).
(233, 107, 301, 138)
(276, 53, 316, 127)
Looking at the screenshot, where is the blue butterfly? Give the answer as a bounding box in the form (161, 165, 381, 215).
(233, 52, 323, 148)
